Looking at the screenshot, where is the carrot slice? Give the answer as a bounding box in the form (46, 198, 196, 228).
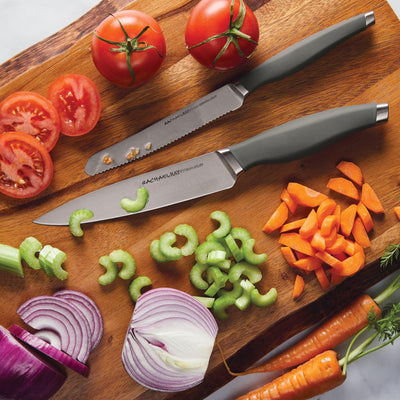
(287, 182, 328, 208)
(327, 177, 360, 201)
(279, 232, 315, 256)
(314, 267, 330, 290)
(326, 235, 347, 254)
(335, 248, 365, 276)
(356, 201, 374, 232)
(281, 246, 297, 267)
(311, 231, 326, 252)
(333, 204, 341, 229)
(294, 256, 322, 272)
(280, 188, 298, 214)
(316, 198, 337, 226)
(280, 218, 306, 233)
(262, 202, 289, 233)
(361, 183, 384, 214)
(299, 209, 318, 239)
(315, 251, 342, 269)
(340, 204, 357, 237)
(336, 160, 364, 186)
(352, 216, 371, 248)
(394, 206, 400, 220)
(293, 275, 305, 299)
(320, 215, 338, 237)
(344, 239, 356, 256)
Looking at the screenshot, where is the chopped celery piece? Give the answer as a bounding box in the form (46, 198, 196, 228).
(159, 232, 182, 261)
(121, 187, 149, 213)
(218, 280, 243, 299)
(68, 209, 93, 237)
(189, 262, 209, 290)
(174, 224, 198, 256)
(39, 245, 67, 280)
(195, 241, 225, 264)
(0, 243, 23, 277)
(205, 267, 228, 297)
(149, 239, 171, 263)
(235, 280, 255, 311)
(207, 250, 227, 265)
(251, 287, 278, 307)
(209, 210, 231, 239)
(228, 261, 262, 284)
(109, 249, 136, 280)
(242, 238, 268, 265)
(19, 237, 42, 270)
(212, 295, 236, 320)
(216, 259, 231, 271)
(129, 276, 152, 302)
(224, 233, 243, 262)
(193, 296, 215, 308)
(231, 227, 252, 242)
(98, 255, 118, 285)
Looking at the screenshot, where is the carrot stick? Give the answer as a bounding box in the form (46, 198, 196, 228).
(314, 267, 330, 290)
(320, 215, 338, 237)
(235, 350, 346, 400)
(281, 246, 297, 267)
(229, 294, 380, 375)
(361, 183, 384, 214)
(299, 209, 318, 239)
(292, 275, 305, 299)
(327, 177, 360, 201)
(262, 202, 289, 233)
(280, 188, 298, 214)
(287, 182, 328, 208)
(340, 204, 357, 237)
(293, 256, 322, 272)
(336, 160, 364, 186)
(334, 248, 365, 276)
(326, 235, 347, 254)
(316, 198, 337, 226)
(311, 231, 326, 252)
(279, 232, 315, 257)
(351, 217, 371, 248)
(280, 218, 306, 233)
(356, 201, 374, 232)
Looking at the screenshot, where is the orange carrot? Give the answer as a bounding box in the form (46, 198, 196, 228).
(314, 267, 330, 290)
(299, 209, 318, 239)
(280, 188, 298, 214)
(336, 160, 364, 186)
(316, 198, 337, 226)
(281, 246, 297, 267)
(311, 231, 326, 252)
(262, 202, 289, 233)
(327, 177, 360, 201)
(326, 235, 347, 254)
(293, 256, 322, 272)
(394, 206, 400, 220)
(361, 183, 384, 214)
(334, 247, 365, 276)
(351, 217, 371, 248)
(280, 218, 306, 233)
(235, 351, 346, 400)
(315, 251, 342, 269)
(320, 215, 338, 237)
(287, 182, 328, 208)
(292, 275, 305, 299)
(230, 294, 380, 375)
(340, 204, 357, 237)
(356, 201, 374, 232)
(279, 232, 315, 257)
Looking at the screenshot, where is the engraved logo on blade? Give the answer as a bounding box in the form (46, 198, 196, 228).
(141, 162, 204, 185)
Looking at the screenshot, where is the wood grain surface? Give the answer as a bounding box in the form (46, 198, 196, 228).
(1, 0, 400, 399)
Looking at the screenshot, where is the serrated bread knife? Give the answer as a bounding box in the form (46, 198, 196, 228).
(85, 12, 376, 176)
(35, 103, 388, 225)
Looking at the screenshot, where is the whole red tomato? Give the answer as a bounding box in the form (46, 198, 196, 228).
(185, 0, 259, 70)
(91, 10, 166, 88)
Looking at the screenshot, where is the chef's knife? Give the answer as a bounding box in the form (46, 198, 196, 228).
(85, 12, 376, 176)
(35, 103, 388, 225)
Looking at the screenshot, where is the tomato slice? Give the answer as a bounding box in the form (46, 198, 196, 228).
(47, 74, 101, 136)
(0, 132, 53, 199)
(0, 91, 61, 151)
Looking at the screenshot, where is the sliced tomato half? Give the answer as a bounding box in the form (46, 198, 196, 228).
(0, 91, 61, 151)
(47, 74, 101, 136)
(0, 132, 54, 199)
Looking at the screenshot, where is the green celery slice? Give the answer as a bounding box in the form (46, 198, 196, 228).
(121, 187, 149, 213)
(242, 238, 268, 265)
(228, 261, 262, 284)
(0, 243, 23, 277)
(159, 232, 182, 261)
(209, 210, 231, 239)
(69, 209, 94, 237)
(149, 239, 171, 263)
(98, 255, 118, 285)
(189, 262, 209, 290)
(212, 295, 236, 320)
(174, 224, 198, 256)
(109, 249, 136, 280)
(129, 276, 152, 302)
(251, 287, 278, 307)
(39, 245, 67, 280)
(19, 237, 42, 270)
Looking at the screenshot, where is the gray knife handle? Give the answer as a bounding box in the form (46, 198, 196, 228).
(228, 103, 388, 171)
(237, 12, 375, 94)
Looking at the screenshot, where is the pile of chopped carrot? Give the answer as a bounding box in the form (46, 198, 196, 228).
(263, 161, 386, 299)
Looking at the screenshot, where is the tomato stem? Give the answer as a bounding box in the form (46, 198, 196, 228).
(187, 0, 258, 66)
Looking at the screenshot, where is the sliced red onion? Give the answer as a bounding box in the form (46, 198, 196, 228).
(34, 329, 61, 349)
(0, 325, 66, 400)
(8, 325, 89, 378)
(17, 296, 91, 363)
(122, 287, 218, 392)
(53, 289, 103, 350)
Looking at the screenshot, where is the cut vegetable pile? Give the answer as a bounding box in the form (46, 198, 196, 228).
(262, 161, 385, 298)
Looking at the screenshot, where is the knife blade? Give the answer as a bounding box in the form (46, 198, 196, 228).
(85, 12, 375, 176)
(35, 103, 388, 226)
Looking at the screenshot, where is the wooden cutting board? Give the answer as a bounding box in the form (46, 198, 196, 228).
(1, 0, 400, 399)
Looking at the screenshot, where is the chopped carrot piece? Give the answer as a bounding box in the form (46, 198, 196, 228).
(340, 204, 357, 237)
(394, 206, 400, 220)
(295, 251, 308, 260)
(352, 217, 371, 248)
(330, 269, 345, 285)
(316, 198, 337, 226)
(315, 251, 342, 269)
(294, 256, 322, 272)
(280, 188, 298, 214)
(287, 182, 328, 208)
(281, 246, 297, 267)
(361, 183, 384, 214)
(280, 218, 306, 233)
(336, 160, 364, 186)
(327, 177, 360, 201)
(299, 209, 318, 239)
(311, 231, 326, 252)
(326, 235, 347, 254)
(279, 232, 315, 257)
(344, 239, 356, 256)
(324, 227, 338, 248)
(333, 205, 341, 230)
(314, 267, 330, 290)
(356, 202, 374, 232)
(335, 249, 365, 276)
(320, 215, 338, 237)
(263, 202, 289, 233)
(293, 275, 305, 299)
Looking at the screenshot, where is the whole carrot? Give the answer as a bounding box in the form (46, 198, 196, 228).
(236, 350, 345, 400)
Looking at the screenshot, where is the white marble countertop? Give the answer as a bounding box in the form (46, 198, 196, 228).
(1, 1, 400, 399)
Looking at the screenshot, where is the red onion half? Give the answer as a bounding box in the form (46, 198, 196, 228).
(122, 287, 218, 392)
(0, 325, 66, 400)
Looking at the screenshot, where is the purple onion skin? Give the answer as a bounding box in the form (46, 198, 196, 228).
(0, 326, 66, 400)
